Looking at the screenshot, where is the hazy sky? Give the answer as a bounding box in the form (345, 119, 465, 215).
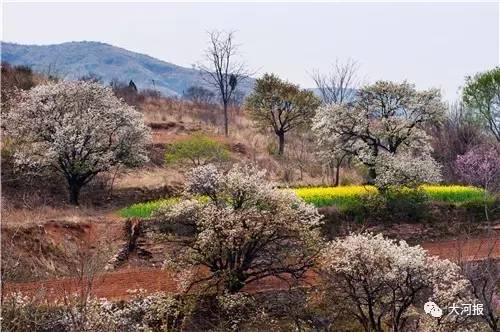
(2, 2, 499, 101)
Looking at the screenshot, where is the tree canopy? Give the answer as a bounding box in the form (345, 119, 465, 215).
(319, 233, 471, 332)
(312, 81, 445, 184)
(154, 164, 323, 293)
(4, 81, 151, 204)
(246, 73, 321, 155)
(462, 67, 500, 142)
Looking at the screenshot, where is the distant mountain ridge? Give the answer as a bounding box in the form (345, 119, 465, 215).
(1, 41, 254, 97)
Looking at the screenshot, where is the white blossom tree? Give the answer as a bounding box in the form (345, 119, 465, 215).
(312, 104, 357, 186)
(4, 81, 151, 205)
(311, 60, 360, 186)
(318, 233, 477, 332)
(154, 164, 323, 293)
(374, 151, 442, 189)
(312, 81, 446, 184)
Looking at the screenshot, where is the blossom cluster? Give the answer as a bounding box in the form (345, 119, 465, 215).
(311, 81, 446, 186)
(154, 163, 323, 293)
(374, 151, 442, 188)
(3, 81, 151, 177)
(319, 233, 474, 331)
(2, 291, 187, 332)
(455, 145, 500, 191)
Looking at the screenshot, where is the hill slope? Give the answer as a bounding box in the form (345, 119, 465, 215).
(1, 41, 253, 97)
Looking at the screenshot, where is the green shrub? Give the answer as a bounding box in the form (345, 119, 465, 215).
(339, 188, 430, 223)
(164, 133, 230, 167)
(382, 187, 430, 222)
(118, 198, 178, 219)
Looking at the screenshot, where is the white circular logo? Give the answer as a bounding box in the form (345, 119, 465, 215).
(424, 301, 443, 318)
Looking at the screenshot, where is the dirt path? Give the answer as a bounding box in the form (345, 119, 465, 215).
(4, 236, 499, 301)
(3, 268, 179, 300)
(2, 267, 318, 301)
(421, 236, 500, 262)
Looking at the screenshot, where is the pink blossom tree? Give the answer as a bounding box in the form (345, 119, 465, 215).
(455, 145, 500, 332)
(455, 145, 500, 193)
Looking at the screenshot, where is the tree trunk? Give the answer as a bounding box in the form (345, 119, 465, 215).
(278, 132, 285, 155)
(223, 102, 229, 136)
(68, 180, 82, 205)
(368, 167, 377, 185)
(334, 163, 340, 187)
(334, 154, 347, 186)
(225, 272, 246, 293)
(328, 162, 336, 186)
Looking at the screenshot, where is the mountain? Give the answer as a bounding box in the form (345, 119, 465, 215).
(1, 41, 254, 97)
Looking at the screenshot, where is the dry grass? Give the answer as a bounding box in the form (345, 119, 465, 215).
(113, 167, 184, 190)
(1, 216, 121, 283)
(141, 96, 221, 129)
(140, 96, 266, 145)
(137, 96, 355, 187)
(1, 204, 111, 225)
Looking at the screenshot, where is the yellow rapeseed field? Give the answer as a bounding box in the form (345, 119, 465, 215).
(291, 186, 377, 207)
(120, 185, 487, 217)
(291, 185, 485, 207)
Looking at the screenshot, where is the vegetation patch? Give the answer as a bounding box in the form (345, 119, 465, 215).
(164, 133, 230, 167)
(421, 185, 487, 203)
(292, 185, 486, 208)
(291, 185, 377, 208)
(118, 198, 179, 218)
(119, 185, 487, 218)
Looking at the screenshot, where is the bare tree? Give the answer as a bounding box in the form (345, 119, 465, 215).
(311, 59, 359, 105)
(461, 253, 500, 331)
(287, 136, 311, 181)
(429, 102, 485, 182)
(311, 59, 359, 186)
(199, 30, 249, 136)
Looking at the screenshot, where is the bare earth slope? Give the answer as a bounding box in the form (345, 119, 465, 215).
(4, 236, 499, 301)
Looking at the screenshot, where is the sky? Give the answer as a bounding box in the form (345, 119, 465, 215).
(2, 1, 499, 101)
